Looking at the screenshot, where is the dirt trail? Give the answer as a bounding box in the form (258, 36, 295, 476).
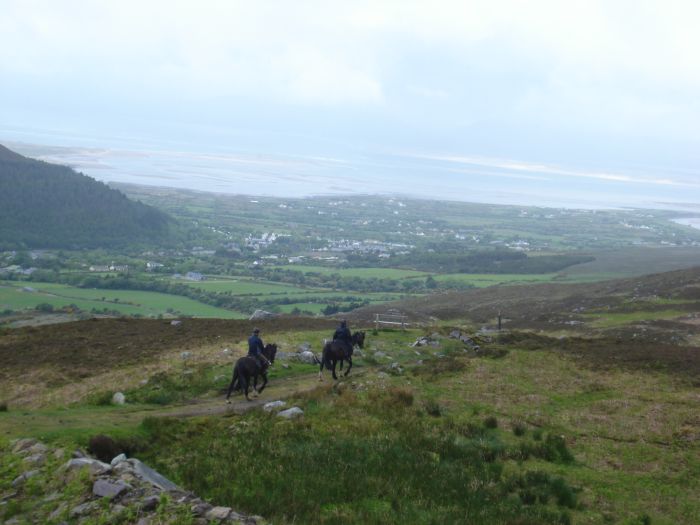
(158, 373, 328, 418)
(0, 372, 345, 439)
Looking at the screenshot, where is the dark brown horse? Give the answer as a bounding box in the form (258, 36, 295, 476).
(226, 343, 278, 402)
(319, 331, 365, 381)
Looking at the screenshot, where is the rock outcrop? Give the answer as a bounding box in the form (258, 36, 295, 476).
(1, 438, 264, 524)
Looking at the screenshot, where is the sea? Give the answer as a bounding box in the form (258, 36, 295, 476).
(3, 125, 700, 212)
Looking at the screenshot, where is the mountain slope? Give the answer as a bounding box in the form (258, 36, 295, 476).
(0, 144, 176, 249)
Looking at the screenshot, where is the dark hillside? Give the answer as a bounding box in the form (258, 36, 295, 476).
(0, 144, 176, 249)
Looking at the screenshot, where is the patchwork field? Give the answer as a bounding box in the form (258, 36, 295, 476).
(0, 281, 245, 319)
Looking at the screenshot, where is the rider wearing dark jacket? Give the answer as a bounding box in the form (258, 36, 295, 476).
(333, 320, 353, 353)
(248, 328, 269, 367)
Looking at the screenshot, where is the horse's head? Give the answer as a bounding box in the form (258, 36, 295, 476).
(263, 343, 278, 364)
(353, 331, 365, 348)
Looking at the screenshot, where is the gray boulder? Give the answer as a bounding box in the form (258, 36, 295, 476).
(61, 457, 112, 476)
(206, 506, 232, 520)
(263, 400, 287, 412)
(93, 479, 130, 499)
(112, 392, 126, 405)
(111, 453, 127, 466)
(129, 458, 179, 491)
(277, 407, 304, 419)
(11, 470, 39, 488)
(298, 351, 319, 365)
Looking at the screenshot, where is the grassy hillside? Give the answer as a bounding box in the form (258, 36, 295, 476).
(0, 144, 177, 249)
(2, 269, 700, 523)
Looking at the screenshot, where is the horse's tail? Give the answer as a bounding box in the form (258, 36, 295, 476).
(226, 363, 240, 399)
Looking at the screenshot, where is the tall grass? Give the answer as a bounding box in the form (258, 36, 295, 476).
(137, 387, 576, 524)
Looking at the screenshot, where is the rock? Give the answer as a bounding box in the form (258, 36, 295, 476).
(61, 457, 112, 476)
(249, 309, 275, 320)
(11, 438, 37, 454)
(141, 495, 161, 512)
(111, 453, 127, 466)
(263, 400, 287, 412)
(449, 330, 461, 339)
(93, 479, 131, 499)
(72, 448, 87, 458)
(389, 362, 403, 374)
(374, 351, 387, 358)
(11, 469, 39, 488)
(206, 506, 232, 520)
(137, 517, 151, 525)
(277, 407, 304, 419)
(70, 501, 98, 518)
(191, 501, 213, 516)
(53, 448, 66, 459)
(298, 342, 311, 352)
(281, 363, 290, 369)
(171, 320, 182, 326)
(129, 458, 180, 491)
(222, 348, 232, 355)
(48, 503, 68, 521)
(28, 442, 49, 455)
(181, 351, 193, 360)
(23, 453, 46, 467)
(298, 351, 318, 365)
(112, 392, 126, 405)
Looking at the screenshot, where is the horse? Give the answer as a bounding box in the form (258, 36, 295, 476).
(319, 331, 365, 381)
(226, 343, 278, 402)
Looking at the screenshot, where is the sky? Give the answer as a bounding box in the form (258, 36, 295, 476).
(1, 1, 700, 208)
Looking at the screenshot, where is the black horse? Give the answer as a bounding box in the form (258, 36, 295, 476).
(226, 343, 278, 402)
(319, 331, 365, 381)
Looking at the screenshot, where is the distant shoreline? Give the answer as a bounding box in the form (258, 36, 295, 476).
(672, 218, 700, 230)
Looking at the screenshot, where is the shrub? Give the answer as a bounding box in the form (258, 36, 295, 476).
(385, 386, 414, 407)
(86, 390, 113, 406)
(484, 416, 499, 429)
(0, 402, 7, 412)
(534, 434, 575, 464)
(423, 399, 442, 417)
(513, 420, 527, 436)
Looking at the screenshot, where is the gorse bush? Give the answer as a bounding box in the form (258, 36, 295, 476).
(137, 388, 577, 525)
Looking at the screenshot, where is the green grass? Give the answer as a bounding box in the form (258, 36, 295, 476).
(583, 309, 688, 328)
(176, 278, 323, 295)
(430, 273, 558, 287)
(274, 265, 429, 279)
(137, 391, 576, 525)
(0, 281, 245, 318)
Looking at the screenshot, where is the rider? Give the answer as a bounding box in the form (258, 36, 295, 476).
(248, 328, 270, 368)
(332, 319, 353, 355)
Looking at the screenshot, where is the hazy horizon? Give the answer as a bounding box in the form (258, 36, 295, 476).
(2, 1, 700, 211)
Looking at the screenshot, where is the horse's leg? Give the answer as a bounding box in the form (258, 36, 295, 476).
(331, 359, 338, 380)
(344, 356, 352, 377)
(252, 374, 259, 397)
(241, 375, 250, 401)
(319, 351, 325, 381)
(257, 372, 268, 394)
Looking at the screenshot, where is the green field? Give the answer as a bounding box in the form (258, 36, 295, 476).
(176, 278, 321, 295)
(275, 265, 429, 279)
(0, 281, 245, 318)
(430, 273, 559, 287)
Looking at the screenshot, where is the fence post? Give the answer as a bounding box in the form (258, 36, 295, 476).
(375, 313, 379, 331)
(497, 310, 502, 331)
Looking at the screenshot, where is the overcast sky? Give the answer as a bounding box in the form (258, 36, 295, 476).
(1, 1, 699, 205)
